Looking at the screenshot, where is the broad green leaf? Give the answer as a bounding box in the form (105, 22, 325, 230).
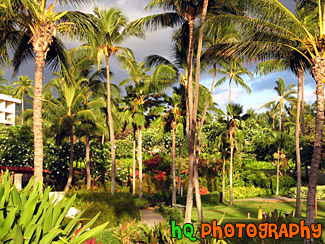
(0, 207, 18, 240)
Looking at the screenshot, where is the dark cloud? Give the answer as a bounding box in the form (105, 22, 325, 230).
(3, 0, 313, 104)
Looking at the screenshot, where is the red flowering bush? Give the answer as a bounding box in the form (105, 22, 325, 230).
(199, 187, 209, 195)
(142, 154, 172, 193)
(153, 170, 167, 182)
(143, 154, 164, 171)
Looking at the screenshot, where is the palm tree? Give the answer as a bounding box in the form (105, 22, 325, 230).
(146, 51, 212, 221)
(226, 103, 248, 206)
(207, 0, 325, 227)
(214, 134, 229, 203)
(215, 59, 253, 105)
(1, 0, 97, 183)
(12, 75, 33, 125)
(0, 84, 13, 95)
(120, 60, 175, 198)
(260, 78, 296, 132)
(255, 56, 308, 217)
(152, 92, 183, 206)
(44, 80, 105, 192)
(86, 7, 141, 196)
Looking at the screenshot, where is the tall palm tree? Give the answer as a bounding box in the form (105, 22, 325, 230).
(12, 75, 33, 125)
(214, 133, 229, 203)
(226, 103, 248, 206)
(87, 7, 140, 196)
(152, 92, 183, 206)
(255, 55, 308, 217)
(146, 50, 212, 221)
(260, 78, 296, 132)
(264, 101, 279, 130)
(207, 0, 325, 228)
(215, 59, 253, 105)
(1, 0, 96, 183)
(120, 60, 176, 198)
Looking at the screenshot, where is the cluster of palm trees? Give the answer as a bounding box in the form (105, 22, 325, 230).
(1, 0, 325, 234)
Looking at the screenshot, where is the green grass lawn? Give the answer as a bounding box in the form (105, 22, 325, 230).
(186, 201, 325, 243)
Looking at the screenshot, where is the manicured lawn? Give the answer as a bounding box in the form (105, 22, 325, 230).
(187, 201, 325, 243)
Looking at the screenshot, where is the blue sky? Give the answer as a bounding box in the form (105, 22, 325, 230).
(2, 0, 317, 113)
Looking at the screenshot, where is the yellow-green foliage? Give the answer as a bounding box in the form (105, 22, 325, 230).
(225, 186, 270, 199)
(0, 170, 108, 243)
(290, 186, 325, 200)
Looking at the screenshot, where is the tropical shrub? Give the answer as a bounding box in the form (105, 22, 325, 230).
(289, 186, 325, 200)
(0, 125, 34, 166)
(115, 139, 133, 158)
(225, 186, 270, 199)
(137, 221, 177, 243)
(113, 219, 142, 243)
(155, 204, 183, 223)
(70, 190, 140, 227)
(143, 154, 172, 194)
(270, 174, 296, 195)
(114, 220, 177, 244)
(0, 170, 107, 243)
(94, 229, 121, 244)
(177, 192, 221, 206)
(134, 198, 150, 210)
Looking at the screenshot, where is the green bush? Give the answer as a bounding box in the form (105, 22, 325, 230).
(177, 192, 220, 206)
(225, 186, 271, 199)
(289, 185, 325, 199)
(94, 229, 121, 244)
(135, 198, 150, 210)
(143, 191, 171, 206)
(0, 170, 107, 243)
(243, 160, 276, 170)
(70, 190, 140, 227)
(155, 204, 183, 223)
(271, 174, 296, 195)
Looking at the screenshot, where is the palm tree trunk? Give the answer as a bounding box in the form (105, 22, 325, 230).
(192, 62, 216, 221)
(132, 137, 136, 196)
(186, 17, 195, 141)
(228, 78, 232, 105)
(279, 108, 282, 132)
(229, 146, 233, 206)
(301, 71, 305, 135)
(178, 140, 182, 195)
(185, 0, 209, 224)
(185, 82, 190, 138)
(33, 49, 45, 184)
(276, 148, 280, 196)
(222, 157, 226, 203)
(184, 16, 196, 224)
(138, 126, 143, 198)
(295, 69, 302, 217)
(306, 57, 325, 231)
(105, 55, 116, 196)
(172, 125, 176, 206)
(101, 135, 105, 144)
(86, 133, 91, 190)
(64, 125, 74, 192)
(21, 88, 24, 125)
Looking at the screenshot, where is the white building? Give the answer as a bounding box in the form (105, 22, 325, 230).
(0, 94, 21, 126)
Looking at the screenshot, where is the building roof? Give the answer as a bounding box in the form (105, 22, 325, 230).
(0, 166, 51, 174)
(0, 94, 21, 103)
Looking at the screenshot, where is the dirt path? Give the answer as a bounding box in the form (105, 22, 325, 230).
(140, 208, 165, 227)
